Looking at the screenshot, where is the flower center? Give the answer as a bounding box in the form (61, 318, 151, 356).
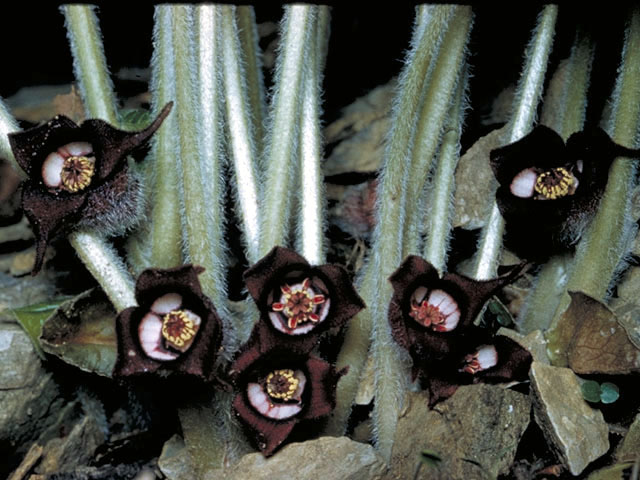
(60, 156, 95, 193)
(266, 369, 299, 401)
(161, 310, 196, 349)
(461, 345, 498, 374)
(271, 278, 326, 329)
(409, 300, 447, 328)
(534, 167, 574, 200)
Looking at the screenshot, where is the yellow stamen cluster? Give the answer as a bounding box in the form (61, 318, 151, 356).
(266, 369, 299, 401)
(534, 167, 574, 200)
(60, 156, 95, 193)
(161, 310, 196, 348)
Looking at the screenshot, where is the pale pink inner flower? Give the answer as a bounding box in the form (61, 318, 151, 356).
(269, 278, 330, 335)
(247, 369, 306, 420)
(42, 141, 96, 192)
(409, 287, 461, 332)
(138, 292, 202, 361)
(461, 345, 498, 374)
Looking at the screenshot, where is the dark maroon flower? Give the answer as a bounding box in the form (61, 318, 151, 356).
(9, 103, 173, 274)
(113, 264, 223, 382)
(243, 246, 365, 353)
(230, 342, 346, 456)
(388, 256, 528, 380)
(425, 335, 532, 406)
(490, 125, 640, 260)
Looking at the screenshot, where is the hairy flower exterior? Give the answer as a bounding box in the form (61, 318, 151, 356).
(490, 125, 640, 260)
(243, 246, 365, 353)
(9, 103, 173, 273)
(231, 343, 346, 456)
(113, 264, 222, 382)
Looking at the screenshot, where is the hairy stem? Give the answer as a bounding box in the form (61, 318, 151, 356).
(547, 8, 640, 363)
(0, 100, 23, 178)
(236, 6, 266, 157)
(61, 5, 118, 124)
(519, 32, 593, 334)
(403, 9, 472, 258)
(297, 6, 330, 265)
(471, 5, 558, 280)
(68, 231, 136, 312)
(423, 68, 469, 272)
(259, 5, 315, 255)
(147, 5, 183, 269)
(220, 5, 262, 265)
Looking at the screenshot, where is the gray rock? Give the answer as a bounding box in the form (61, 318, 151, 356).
(35, 415, 105, 474)
(158, 435, 196, 480)
(0, 324, 64, 458)
(206, 436, 385, 480)
(529, 362, 609, 475)
(616, 412, 640, 462)
(389, 384, 531, 480)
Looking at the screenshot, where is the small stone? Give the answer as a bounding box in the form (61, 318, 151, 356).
(616, 412, 640, 462)
(10, 250, 36, 276)
(0, 324, 64, 467)
(35, 415, 105, 475)
(206, 437, 385, 480)
(389, 385, 531, 480)
(529, 362, 609, 475)
(498, 327, 550, 364)
(158, 435, 196, 480)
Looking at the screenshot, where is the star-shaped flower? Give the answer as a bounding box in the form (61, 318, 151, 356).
(490, 125, 640, 260)
(230, 342, 346, 456)
(425, 335, 532, 406)
(243, 246, 365, 353)
(388, 255, 528, 380)
(113, 264, 223, 382)
(9, 103, 173, 273)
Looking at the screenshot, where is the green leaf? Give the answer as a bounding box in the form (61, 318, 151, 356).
(599, 382, 620, 404)
(419, 449, 442, 467)
(119, 108, 153, 130)
(487, 297, 514, 327)
(581, 380, 601, 403)
(10, 298, 73, 360)
(39, 288, 118, 377)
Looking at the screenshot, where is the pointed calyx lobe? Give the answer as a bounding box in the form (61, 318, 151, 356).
(388, 256, 531, 404)
(490, 125, 640, 260)
(9, 102, 173, 274)
(243, 246, 365, 353)
(230, 343, 346, 456)
(113, 264, 223, 383)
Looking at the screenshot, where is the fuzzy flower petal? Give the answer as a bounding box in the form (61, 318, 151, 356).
(388, 255, 528, 379)
(231, 343, 345, 456)
(113, 264, 223, 382)
(426, 335, 532, 406)
(9, 103, 173, 274)
(243, 246, 365, 353)
(490, 125, 640, 260)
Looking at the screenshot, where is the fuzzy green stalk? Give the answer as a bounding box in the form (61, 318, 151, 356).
(403, 9, 472, 258)
(220, 5, 262, 266)
(144, 5, 183, 270)
(472, 5, 558, 280)
(259, 5, 315, 255)
(547, 8, 640, 364)
(62, 4, 138, 311)
(61, 5, 118, 124)
(423, 68, 469, 272)
(325, 6, 458, 457)
(236, 6, 266, 157)
(68, 231, 136, 311)
(326, 5, 453, 440)
(518, 33, 593, 334)
(296, 6, 330, 265)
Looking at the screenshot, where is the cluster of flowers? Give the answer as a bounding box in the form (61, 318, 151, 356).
(12, 108, 639, 455)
